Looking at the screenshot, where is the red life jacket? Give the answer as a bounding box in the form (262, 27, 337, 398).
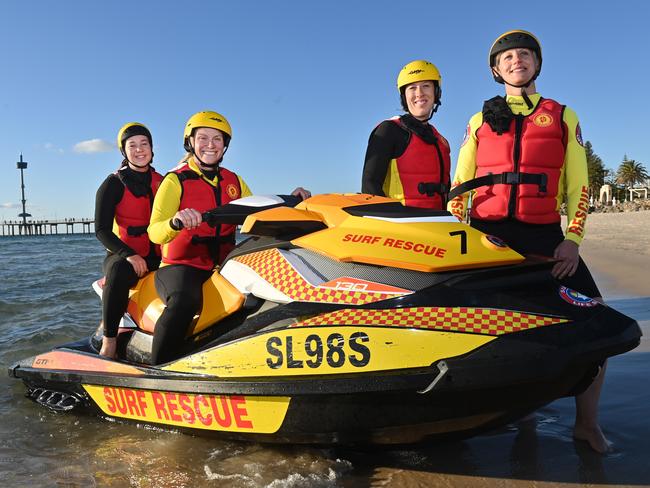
(472, 98, 566, 224)
(162, 164, 242, 270)
(114, 168, 163, 257)
(390, 118, 451, 209)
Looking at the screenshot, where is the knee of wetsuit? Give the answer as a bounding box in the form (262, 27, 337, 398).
(165, 291, 203, 315)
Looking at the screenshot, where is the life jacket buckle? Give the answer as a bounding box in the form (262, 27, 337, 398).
(418, 182, 450, 197)
(503, 172, 520, 185)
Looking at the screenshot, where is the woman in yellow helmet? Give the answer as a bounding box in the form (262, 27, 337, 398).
(147, 111, 310, 365)
(448, 30, 609, 453)
(362, 60, 451, 209)
(94, 122, 163, 359)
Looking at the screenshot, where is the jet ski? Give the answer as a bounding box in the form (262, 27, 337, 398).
(9, 193, 642, 445)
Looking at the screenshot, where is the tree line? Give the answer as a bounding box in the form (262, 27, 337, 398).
(585, 141, 649, 200)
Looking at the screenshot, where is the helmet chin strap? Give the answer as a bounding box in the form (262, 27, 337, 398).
(125, 156, 153, 170)
(128, 160, 151, 169)
(494, 67, 536, 110)
(192, 145, 228, 170)
(506, 80, 534, 110)
(423, 103, 438, 122)
(421, 91, 441, 122)
(413, 99, 439, 122)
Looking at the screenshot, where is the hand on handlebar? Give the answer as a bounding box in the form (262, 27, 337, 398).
(171, 208, 202, 230)
(291, 187, 311, 200)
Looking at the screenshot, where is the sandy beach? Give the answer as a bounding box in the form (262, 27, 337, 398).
(574, 210, 650, 298)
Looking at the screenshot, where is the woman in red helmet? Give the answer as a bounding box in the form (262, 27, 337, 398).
(362, 60, 451, 209)
(448, 30, 609, 453)
(94, 122, 163, 359)
(148, 111, 309, 365)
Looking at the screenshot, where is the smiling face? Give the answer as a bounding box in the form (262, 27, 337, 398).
(191, 127, 225, 167)
(494, 47, 538, 88)
(123, 135, 152, 171)
(404, 80, 436, 121)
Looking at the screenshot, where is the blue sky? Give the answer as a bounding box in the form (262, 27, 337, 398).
(1, 0, 648, 220)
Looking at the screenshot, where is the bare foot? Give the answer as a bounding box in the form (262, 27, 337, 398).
(99, 337, 117, 359)
(573, 423, 612, 453)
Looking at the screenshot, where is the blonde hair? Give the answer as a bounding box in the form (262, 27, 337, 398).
(178, 153, 192, 166)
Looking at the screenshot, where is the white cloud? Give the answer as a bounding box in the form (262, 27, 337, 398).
(1, 202, 20, 209)
(73, 139, 114, 153)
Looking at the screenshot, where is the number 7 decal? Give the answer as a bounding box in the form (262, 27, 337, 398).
(449, 230, 467, 254)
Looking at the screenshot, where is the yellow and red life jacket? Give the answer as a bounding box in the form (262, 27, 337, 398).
(162, 165, 242, 270)
(472, 98, 566, 223)
(114, 169, 163, 257)
(388, 119, 451, 209)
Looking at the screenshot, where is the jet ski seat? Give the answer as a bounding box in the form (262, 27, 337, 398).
(102, 271, 246, 337)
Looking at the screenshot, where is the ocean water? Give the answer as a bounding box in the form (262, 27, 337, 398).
(1, 234, 649, 487)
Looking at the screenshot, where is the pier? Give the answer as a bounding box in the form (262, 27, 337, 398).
(2, 154, 95, 237)
(1, 218, 94, 236)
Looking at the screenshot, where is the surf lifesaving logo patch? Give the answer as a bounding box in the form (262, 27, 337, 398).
(226, 183, 240, 199)
(559, 286, 598, 307)
(533, 113, 554, 127)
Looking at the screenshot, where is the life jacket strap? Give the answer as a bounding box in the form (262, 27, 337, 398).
(448, 171, 548, 200)
(127, 225, 148, 236)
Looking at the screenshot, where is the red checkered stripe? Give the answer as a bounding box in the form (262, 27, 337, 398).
(292, 307, 567, 335)
(233, 249, 401, 304)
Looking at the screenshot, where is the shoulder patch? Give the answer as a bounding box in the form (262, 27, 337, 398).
(460, 124, 471, 147)
(575, 123, 584, 146)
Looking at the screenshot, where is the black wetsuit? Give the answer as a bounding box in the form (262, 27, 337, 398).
(362, 114, 444, 196)
(362, 118, 411, 196)
(152, 265, 212, 364)
(95, 168, 160, 338)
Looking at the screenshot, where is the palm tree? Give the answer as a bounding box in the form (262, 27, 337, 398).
(616, 157, 648, 189)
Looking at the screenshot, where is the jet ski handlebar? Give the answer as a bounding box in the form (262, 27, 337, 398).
(171, 194, 303, 230)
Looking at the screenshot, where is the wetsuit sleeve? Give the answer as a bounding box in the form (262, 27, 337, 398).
(447, 112, 482, 220)
(94, 174, 136, 258)
(562, 108, 590, 246)
(238, 176, 252, 198)
(148, 173, 183, 244)
(361, 120, 407, 195)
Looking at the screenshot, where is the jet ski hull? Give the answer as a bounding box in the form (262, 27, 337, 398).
(10, 304, 640, 445)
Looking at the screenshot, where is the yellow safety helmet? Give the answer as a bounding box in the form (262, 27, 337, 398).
(183, 111, 232, 152)
(396, 60, 442, 114)
(396, 60, 442, 91)
(117, 122, 152, 157)
(489, 30, 542, 84)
